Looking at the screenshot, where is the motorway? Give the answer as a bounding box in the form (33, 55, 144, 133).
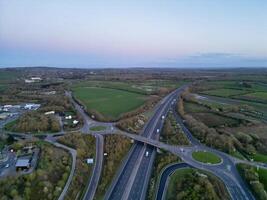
(105, 87, 185, 200)
(1, 87, 266, 200)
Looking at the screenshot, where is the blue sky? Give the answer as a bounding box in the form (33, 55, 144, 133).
(0, 0, 267, 68)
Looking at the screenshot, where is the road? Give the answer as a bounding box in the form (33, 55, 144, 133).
(83, 134, 104, 200)
(105, 87, 184, 200)
(156, 162, 193, 200)
(1, 88, 265, 200)
(45, 138, 77, 200)
(100, 102, 260, 199)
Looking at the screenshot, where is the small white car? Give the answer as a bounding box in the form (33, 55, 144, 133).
(145, 151, 149, 157)
(161, 115, 165, 120)
(156, 129, 160, 133)
(5, 164, 9, 168)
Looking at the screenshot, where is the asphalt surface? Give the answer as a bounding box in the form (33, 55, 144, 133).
(101, 86, 261, 200)
(1, 88, 265, 200)
(105, 87, 184, 200)
(83, 134, 104, 200)
(156, 162, 193, 200)
(45, 138, 77, 200)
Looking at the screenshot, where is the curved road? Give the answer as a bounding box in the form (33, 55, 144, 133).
(156, 163, 193, 200)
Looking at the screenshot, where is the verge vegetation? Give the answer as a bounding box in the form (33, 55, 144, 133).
(95, 134, 132, 200)
(237, 164, 267, 200)
(0, 141, 71, 200)
(57, 133, 95, 200)
(166, 168, 230, 200)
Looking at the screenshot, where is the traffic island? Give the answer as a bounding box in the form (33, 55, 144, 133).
(192, 151, 222, 164)
(89, 125, 107, 132)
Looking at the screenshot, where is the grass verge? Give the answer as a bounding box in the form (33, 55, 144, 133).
(192, 151, 221, 164)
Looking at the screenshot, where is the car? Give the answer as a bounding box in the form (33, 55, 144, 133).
(161, 115, 165, 120)
(5, 164, 9, 168)
(145, 151, 149, 157)
(156, 129, 160, 133)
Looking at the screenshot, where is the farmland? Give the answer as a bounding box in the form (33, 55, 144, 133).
(72, 86, 147, 120)
(240, 92, 267, 102)
(200, 88, 250, 97)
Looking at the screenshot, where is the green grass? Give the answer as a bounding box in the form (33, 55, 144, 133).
(231, 151, 246, 160)
(0, 70, 20, 82)
(201, 88, 250, 97)
(259, 168, 267, 191)
(241, 92, 267, 102)
(191, 112, 239, 127)
(73, 81, 148, 94)
(192, 151, 222, 164)
(72, 87, 146, 119)
(4, 120, 17, 131)
(90, 125, 107, 131)
(250, 153, 267, 163)
(184, 102, 210, 113)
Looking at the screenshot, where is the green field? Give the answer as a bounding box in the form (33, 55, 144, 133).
(184, 102, 210, 113)
(241, 92, 267, 102)
(0, 70, 20, 82)
(250, 153, 267, 163)
(259, 168, 267, 191)
(73, 81, 148, 94)
(191, 112, 239, 127)
(192, 151, 221, 164)
(90, 125, 107, 131)
(73, 80, 186, 95)
(72, 87, 146, 119)
(201, 88, 250, 97)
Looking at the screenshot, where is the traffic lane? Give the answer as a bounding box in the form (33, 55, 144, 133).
(107, 143, 144, 200)
(0, 151, 16, 177)
(180, 153, 255, 200)
(83, 134, 104, 200)
(125, 92, 178, 199)
(128, 145, 155, 200)
(156, 163, 193, 200)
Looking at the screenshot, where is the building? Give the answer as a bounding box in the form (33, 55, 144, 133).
(73, 120, 79, 125)
(24, 77, 42, 83)
(15, 158, 31, 170)
(86, 158, 94, 164)
(0, 113, 10, 120)
(24, 103, 40, 110)
(25, 79, 35, 83)
(65, 115, 72, 120)
(44, 111, 55, 115)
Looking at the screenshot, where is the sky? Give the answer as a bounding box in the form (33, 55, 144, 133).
(0, 0, 267, 68)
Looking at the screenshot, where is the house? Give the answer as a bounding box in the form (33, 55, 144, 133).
(44, 111, 55, 115)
